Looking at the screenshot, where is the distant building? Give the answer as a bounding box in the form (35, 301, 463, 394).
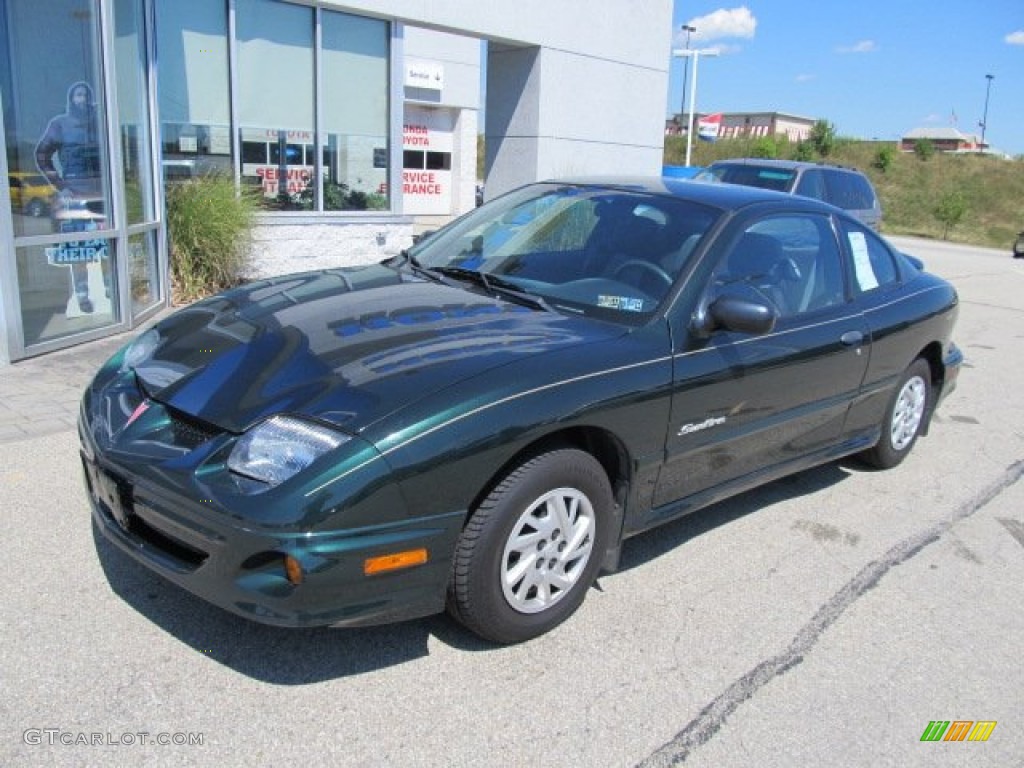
(900, 127, 982, 153)
(667, 111, 815, 142)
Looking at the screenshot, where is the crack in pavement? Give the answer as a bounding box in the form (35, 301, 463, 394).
(636, 459, 1024, 768)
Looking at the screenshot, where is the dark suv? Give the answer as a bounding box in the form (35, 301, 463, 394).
(698, 159, 882, 230)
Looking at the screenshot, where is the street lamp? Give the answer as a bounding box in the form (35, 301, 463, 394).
(673, 47, 719, 166)
(678, 25, 696, 134)
(979, 73, 994, 153)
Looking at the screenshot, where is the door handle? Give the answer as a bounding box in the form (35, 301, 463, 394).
(840, 330, 864, 346)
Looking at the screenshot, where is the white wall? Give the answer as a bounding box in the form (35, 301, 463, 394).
(329, 0, 673, 198)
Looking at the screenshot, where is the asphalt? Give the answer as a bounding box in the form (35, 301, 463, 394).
(0, 325, 144, 444)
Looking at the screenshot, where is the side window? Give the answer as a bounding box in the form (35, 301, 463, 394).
(712, 215, 846, 320)
(839, 220, 899, 292)
(825, 171, 875, 210)
(794, 170, 826, 201)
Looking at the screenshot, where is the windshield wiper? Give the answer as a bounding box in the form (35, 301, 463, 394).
(392, 249, 447, 284)
(433, 267, 553, 312)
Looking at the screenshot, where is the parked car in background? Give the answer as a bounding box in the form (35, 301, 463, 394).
(697, 159, 882, 231)
(1013, 231, 1024, 258)
(82, 177, 960, 644)
(7, 171, 55, 217)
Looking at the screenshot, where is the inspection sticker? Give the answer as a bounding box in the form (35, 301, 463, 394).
(597, 295, 644, 312)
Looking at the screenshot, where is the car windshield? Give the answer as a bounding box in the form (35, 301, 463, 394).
(407, 183, 721, 325)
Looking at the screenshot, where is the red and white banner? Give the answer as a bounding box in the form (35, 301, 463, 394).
(698, 113, 722, 142)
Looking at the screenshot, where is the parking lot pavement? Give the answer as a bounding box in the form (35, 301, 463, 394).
(1, 239, 1021, 767)
(0, 331, 134, 444)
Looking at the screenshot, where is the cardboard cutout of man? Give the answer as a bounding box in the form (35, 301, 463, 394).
(35, 81, 109, 314)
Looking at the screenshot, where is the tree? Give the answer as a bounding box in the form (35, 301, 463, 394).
(873, 145, 895, 173)
(751, 136, 779, 159)
(791, 140, 815, 161)
(809, 119, 837, 158)
(913, 139, 935, 161)
(933, 190, 966, 240)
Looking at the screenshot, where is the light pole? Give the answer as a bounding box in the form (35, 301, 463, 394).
(979, 74, 994, 153)
(673, 47, 719, 166)
(678, 25, 696, 134)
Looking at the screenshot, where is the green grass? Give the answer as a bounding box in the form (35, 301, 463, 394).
(666, 136, 1024, 250)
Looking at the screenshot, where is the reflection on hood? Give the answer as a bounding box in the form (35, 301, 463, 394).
(129, 267, 620, 434)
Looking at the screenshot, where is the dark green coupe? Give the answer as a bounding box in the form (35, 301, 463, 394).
(81, 178, 961, 643)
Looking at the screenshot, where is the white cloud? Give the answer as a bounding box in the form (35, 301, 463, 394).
(837, 40, 878, 54)
(1006, 30, 1024, 45)
(795, 74, 815, 83)
(679, 6, 757, 45)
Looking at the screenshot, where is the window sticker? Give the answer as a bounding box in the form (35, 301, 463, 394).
(847, 231, 879, 291)
(597, 295, 645, 312)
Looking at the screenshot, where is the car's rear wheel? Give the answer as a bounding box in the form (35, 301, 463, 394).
(860, 358, 932, 469)
(447, 448, 612, 644)
(26, 198, 46, 217)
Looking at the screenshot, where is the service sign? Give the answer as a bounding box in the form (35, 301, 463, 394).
(405, 59, 444, 91)
(402, 113, 453, 215)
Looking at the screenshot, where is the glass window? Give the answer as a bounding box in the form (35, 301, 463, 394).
(16, 235, 117, 346)
(114, 0, 156, 226)
(794, 169, 826, 201)
(321, 10, 389, 212)
(426, 152, 452, 171)
(3, 0, 119, 346)
(127, 230, 160, 316)
(155, 0, 232, 181)
(236, 0, 314, 210)
(825, 171, 876, 210)
(721, 215, 846, 318)
(840, 220, 899, 293)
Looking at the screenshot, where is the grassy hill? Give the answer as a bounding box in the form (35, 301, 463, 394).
(665, 136, 1024, 251)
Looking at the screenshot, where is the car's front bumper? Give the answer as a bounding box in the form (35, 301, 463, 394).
(80, 413, 465, 629)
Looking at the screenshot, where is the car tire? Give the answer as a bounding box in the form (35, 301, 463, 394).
(860, 358, 932, 469)
(26, 198, 46, 217)
(447, 448, 613, 644)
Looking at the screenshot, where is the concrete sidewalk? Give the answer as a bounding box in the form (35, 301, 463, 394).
(0, 331, 135, 444)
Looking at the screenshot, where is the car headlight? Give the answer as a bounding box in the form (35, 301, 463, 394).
(227, 416, 350, 488)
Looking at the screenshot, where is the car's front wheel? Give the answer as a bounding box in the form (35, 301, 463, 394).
(860, 358, 932, 469)
(447, 448, 613, 644)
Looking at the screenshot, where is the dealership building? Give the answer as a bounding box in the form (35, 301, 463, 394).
(0, 0, 670, 364)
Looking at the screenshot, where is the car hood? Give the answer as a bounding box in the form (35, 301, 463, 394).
(132, 264, 623, 434)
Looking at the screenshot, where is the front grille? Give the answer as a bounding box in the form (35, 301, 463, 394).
(166, 408, 222, 449)
(127, 514, 209, 569)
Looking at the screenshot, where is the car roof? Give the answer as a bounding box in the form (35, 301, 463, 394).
(706, 158, 863, 174)
(540, 175, 841, 214)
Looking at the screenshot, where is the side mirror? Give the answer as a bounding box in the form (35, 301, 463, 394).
(692, 291, 778, 338)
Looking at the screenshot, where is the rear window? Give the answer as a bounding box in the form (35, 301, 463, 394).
(708, 164, 796, 192)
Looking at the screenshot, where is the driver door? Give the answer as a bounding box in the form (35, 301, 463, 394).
(653, 212, 870, 509)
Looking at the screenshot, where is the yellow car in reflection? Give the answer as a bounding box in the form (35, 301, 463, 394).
(8, 171, 55, 217)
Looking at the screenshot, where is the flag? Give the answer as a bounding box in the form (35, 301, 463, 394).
(698, 113, 722, 142)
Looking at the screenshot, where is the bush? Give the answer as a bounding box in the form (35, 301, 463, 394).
(791, 140, 815, 161)
(294, 181, 389, 211)
(809, 119, 837, 157)
(913, 139, 935, 161)
(873, 146, 895, 173)
(933, 190, 967, 240)
(750, 136, 779, 159)
(166, 173, 257, 304)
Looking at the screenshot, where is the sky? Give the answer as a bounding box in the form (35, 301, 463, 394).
(667, 1, 1024, 156)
